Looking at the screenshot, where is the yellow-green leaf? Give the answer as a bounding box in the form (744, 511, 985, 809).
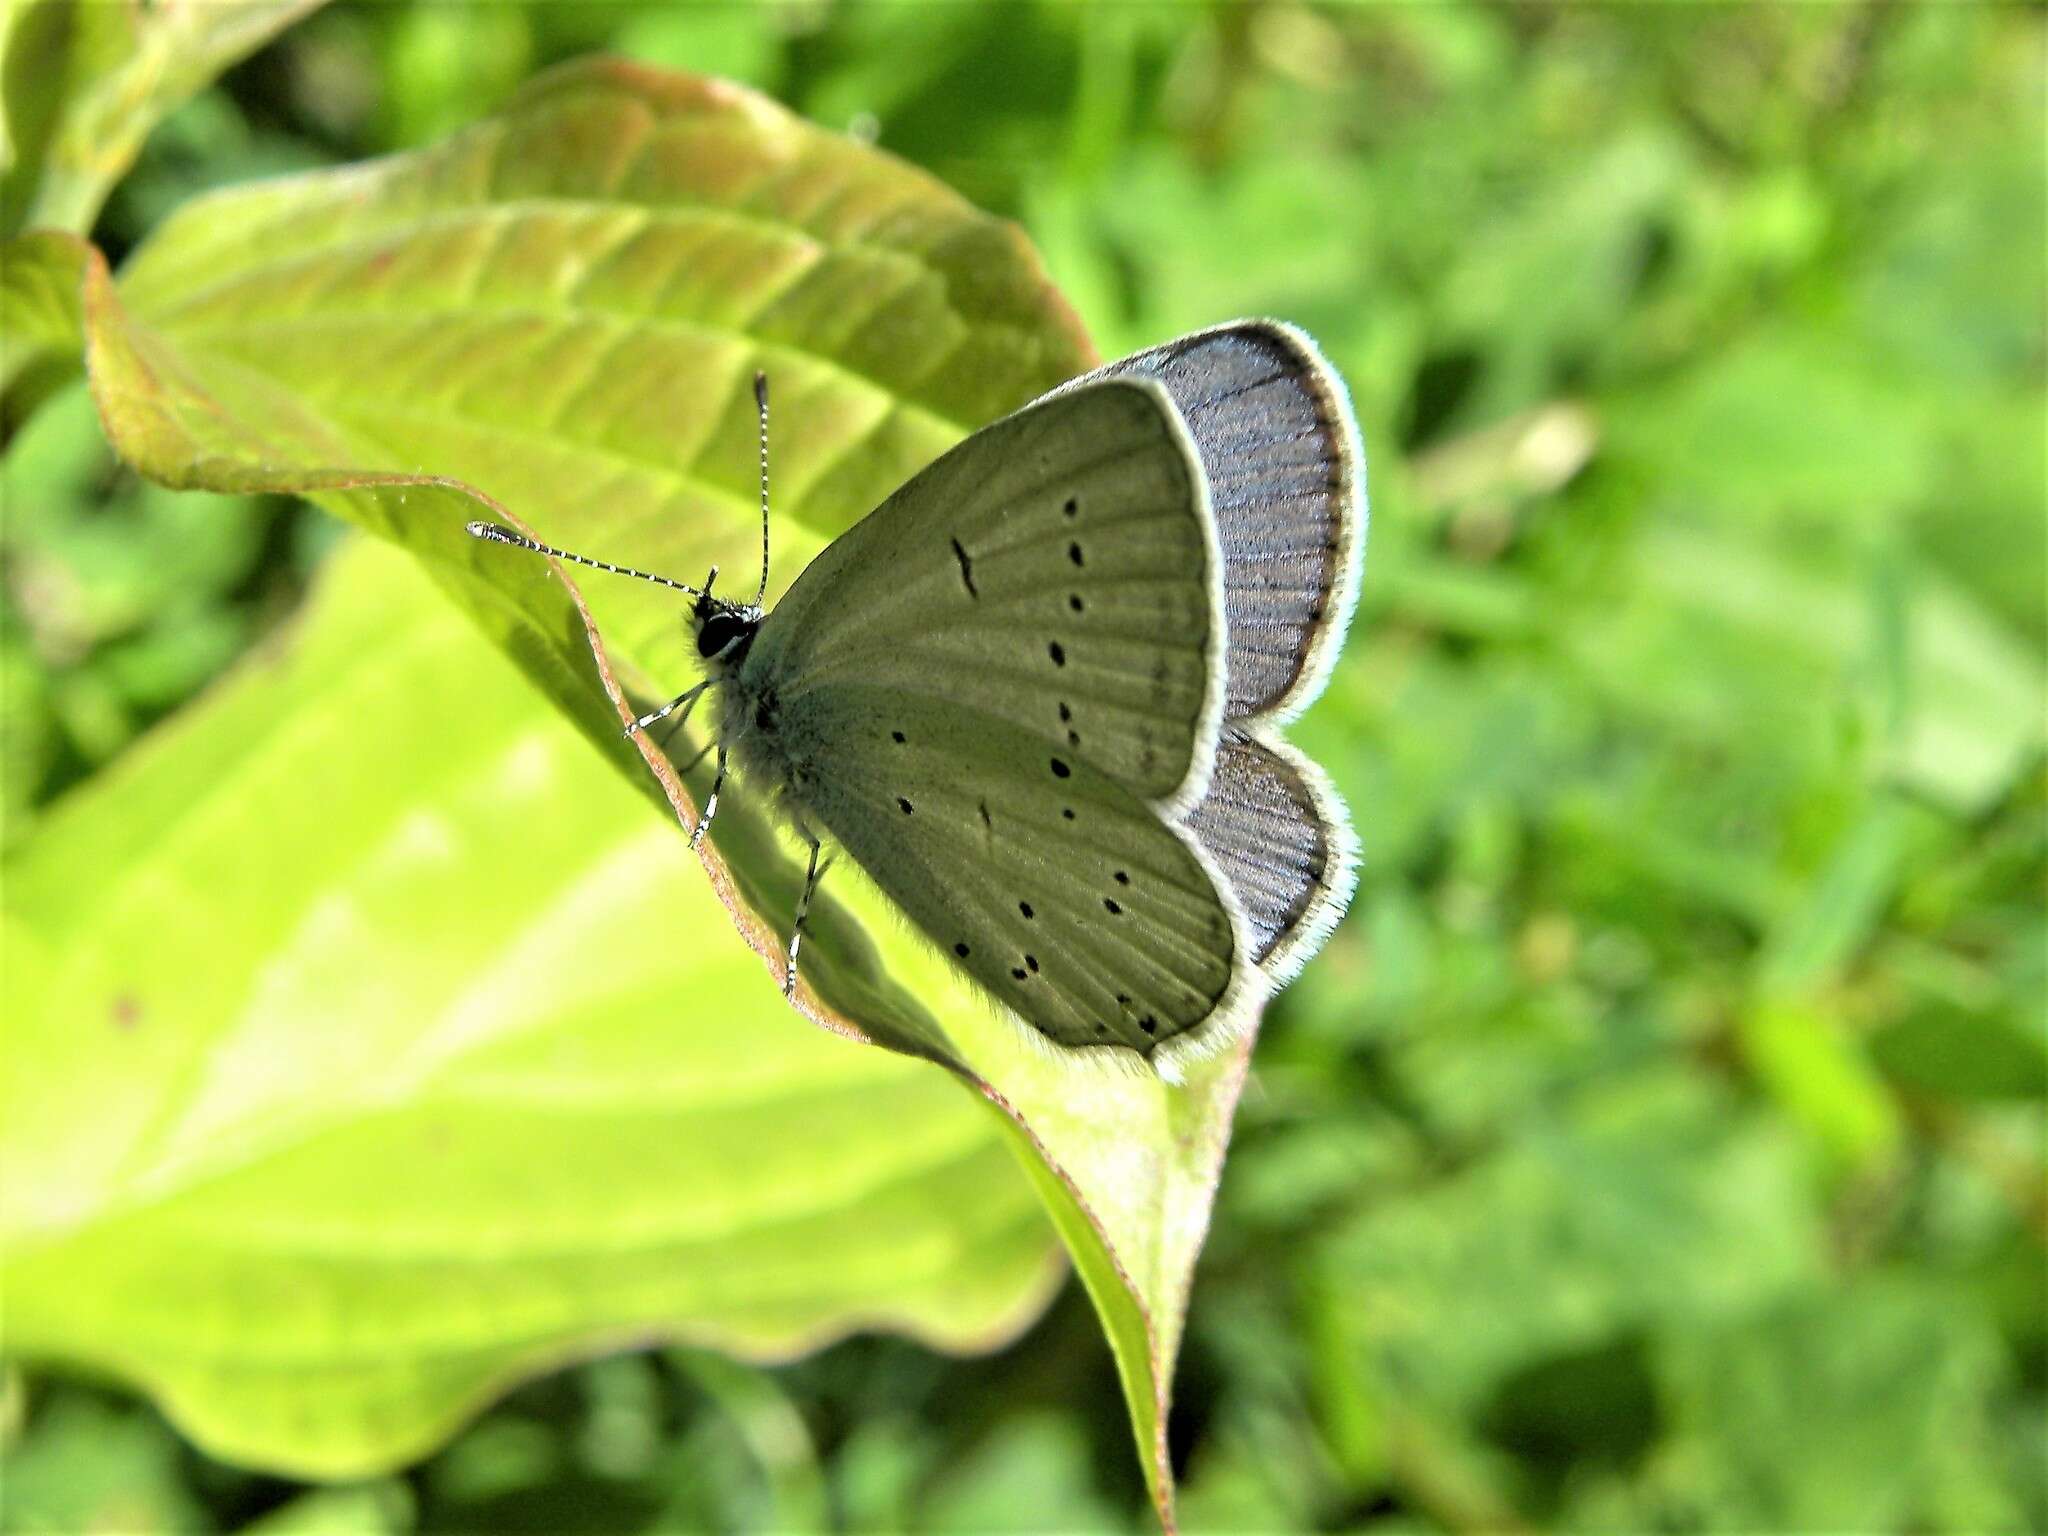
(0, 536, 1062, 1478)
(2, 0, 330, 238)
(22, 60, 1257, 1526)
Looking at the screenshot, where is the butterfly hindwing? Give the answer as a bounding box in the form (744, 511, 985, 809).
(768, 684, 1252, 1058)
(746, 378, 1224, 814)
(1182, 728, 1358, 986)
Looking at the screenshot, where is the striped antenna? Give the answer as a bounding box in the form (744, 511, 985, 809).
(752, 370, 772, 607)
(465, 522, 713, 600)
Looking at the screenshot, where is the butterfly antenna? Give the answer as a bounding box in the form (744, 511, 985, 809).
(466, 522, 710, 599)
(753, 370, 771, 609)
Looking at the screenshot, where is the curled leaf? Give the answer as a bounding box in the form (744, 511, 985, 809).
(31, 61, 1256, 1524)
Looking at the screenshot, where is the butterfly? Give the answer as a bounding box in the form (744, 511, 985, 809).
(471, 321, 1364, 1079)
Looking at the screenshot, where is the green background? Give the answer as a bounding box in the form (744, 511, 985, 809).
(4, 2, 2042, 1531)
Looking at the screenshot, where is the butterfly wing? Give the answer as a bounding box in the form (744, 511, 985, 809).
(767, 684, 1259, 1061)
(1051, 321, 1367, 726)
(746, 377, 1225, 817)
(1056, 323, 1367, 988)
(1182, 728, 1358, 985)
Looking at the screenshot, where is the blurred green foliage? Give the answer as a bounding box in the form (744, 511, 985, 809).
(3, 2, 2041, 1532)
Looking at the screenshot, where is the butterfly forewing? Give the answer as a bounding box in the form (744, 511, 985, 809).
(747, 378, 1222, 809)
(774, 686, 1243, 1055)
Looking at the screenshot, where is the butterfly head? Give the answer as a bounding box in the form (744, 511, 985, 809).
(691, 576, 762, 672)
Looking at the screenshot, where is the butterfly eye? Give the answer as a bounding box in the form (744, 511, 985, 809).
(697, 613, 748, 657)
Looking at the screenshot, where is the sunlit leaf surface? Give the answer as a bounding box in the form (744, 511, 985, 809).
(1, 536, 1063, 1476)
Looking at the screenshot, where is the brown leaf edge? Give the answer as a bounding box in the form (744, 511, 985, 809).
(527, 455, 1249, 1536)
(43, 227, 1239, 1532)
(589, 515, 1250, 1531)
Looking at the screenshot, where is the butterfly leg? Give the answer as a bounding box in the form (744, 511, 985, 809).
(691, 743, 727, 850)
(664, 731, 715, 773)
(784, 831, 825, 998)
(625, 680, 708, 739)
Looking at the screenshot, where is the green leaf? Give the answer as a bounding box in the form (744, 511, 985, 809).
(31, 60, 1252, 1523)
(668, 1350, 829, 1532)
(1868, 996, 2048, 1104)
(1652, 1282, 2022, 1532)
(1, 0, 330, 238)
(1607, 332, 1940, 526)
(0, 536, 1062, 1478)
(1318, 1075, 1823, 1418)
(236, 1482, 413, 1536)
(1, 228, 89, 420)
(0, 1384, 208, 1532)
(0, 230, 86, 357)
(1754, 798, 1919, 996)
(1737, 997, 1904, 1173)
(918, 1412, 1126, 1534)
(1579, 521, 2045, 815)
